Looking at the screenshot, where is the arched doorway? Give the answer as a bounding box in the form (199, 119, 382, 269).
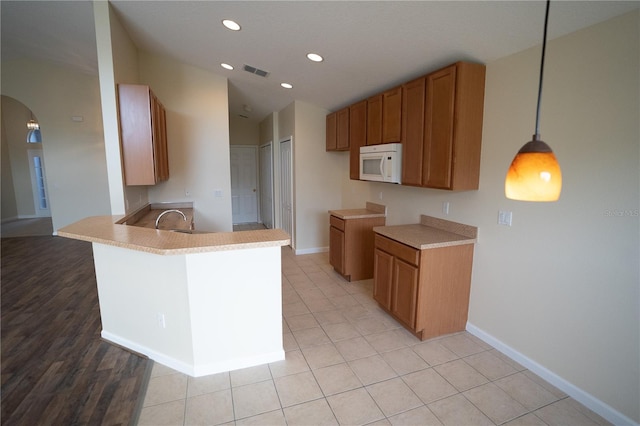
(1, 95, 53, 236)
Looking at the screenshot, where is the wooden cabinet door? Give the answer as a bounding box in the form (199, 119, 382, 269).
(382, 87, 402, 143)
(401, 77, 426, 186)
(329, 226, 345, 274)
(336, 107, 350, 151)
(373, 248, 393, 309)
(391, 258, 419, 329)
(424, 65, 456, 189)
(151, 96, 169, 182)
(349, 100, 367, 180)
(118, 84, 169, 186)
(366, 94, 382, 145)
(326, 112, 337, 151)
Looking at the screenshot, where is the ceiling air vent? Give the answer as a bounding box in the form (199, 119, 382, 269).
(243, 64, 269, 78)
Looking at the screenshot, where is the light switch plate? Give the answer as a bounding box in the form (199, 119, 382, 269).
(498, 210, 513, 226)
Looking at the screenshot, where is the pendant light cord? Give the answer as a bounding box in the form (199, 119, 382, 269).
(534, 0, 550, 139)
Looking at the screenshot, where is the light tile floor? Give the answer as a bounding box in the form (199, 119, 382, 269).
(138, 247, 611, 426)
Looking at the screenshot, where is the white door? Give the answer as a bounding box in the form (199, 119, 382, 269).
(259, 142, 274, 229)
(280, 138, 293, 245)
(27, 149, 50, 217)
(230, 146, 258, 224)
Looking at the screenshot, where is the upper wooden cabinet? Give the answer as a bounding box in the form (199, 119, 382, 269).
(382, 86, 402, 144)
(424, 62, 485, 190)
(340, 60, 485, 189)
(326, 107, 350, 151)
(366, 94, 382, 146)
(326, 111, 337, 151)
(401, 77, 427, 186)
(118, 84, 169, 186)
(366, 87, 402, 146)
(349, 100, 367, 179)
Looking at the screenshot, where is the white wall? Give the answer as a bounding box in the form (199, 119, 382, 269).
(0, 100, 19, 220)
(139, 52, 233, 232)
(230, 115, 259, 146)
(271, 101, 344, 252)
(1, 58, 111, 232)
(260, 113, 279, 228)
(337, 11, 639, 424)
(292, 101, 344, 252)
(1, 96, 36, 219)
(94, 0, 149, 215)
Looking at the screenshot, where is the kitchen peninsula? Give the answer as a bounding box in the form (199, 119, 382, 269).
(58, 214, 290, 377)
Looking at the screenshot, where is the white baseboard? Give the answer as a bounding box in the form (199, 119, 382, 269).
(294, 246, 328, 255)
(101, 331, 285, 378)
(466, 322, 638, 426)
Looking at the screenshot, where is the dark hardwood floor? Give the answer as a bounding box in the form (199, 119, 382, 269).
(1, 236, 151, 425)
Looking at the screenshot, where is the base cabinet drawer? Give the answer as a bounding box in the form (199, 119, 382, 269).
(373, 233, 474, 340)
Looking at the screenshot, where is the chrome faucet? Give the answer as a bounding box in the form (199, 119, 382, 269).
(155, 209, 187, 229)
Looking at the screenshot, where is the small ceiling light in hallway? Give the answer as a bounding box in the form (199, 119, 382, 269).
(222, 19, 241, 31)
(221, 63, 234, 70)
(281, 83, 293, 89)
(306, 53, 323, 62)
(505, 0, 562, 202)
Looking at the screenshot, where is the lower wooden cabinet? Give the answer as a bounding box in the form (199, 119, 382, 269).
(373, 234, 474, 340)
(329, 214, 385, 281)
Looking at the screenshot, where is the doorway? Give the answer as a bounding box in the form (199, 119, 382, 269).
(280, 138, 294, 247)
(259, 142, 274, 229)
(230, 145, 258, 224)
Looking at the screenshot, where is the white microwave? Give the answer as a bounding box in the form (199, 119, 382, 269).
(359, 143, 402, 184)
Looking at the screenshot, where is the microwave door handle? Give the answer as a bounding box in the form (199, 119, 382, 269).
(380, 156, 385, 178)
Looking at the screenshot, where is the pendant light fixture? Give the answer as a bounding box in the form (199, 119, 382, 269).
(505, 0, 562, 201)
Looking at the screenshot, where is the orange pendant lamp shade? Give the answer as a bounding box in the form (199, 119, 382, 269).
(504, 0, 562, 202)
(505, 135, 562, 201)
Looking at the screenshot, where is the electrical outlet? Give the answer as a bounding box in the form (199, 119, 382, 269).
(157, 313, 166, 329)
(214, 189, 223, 198)
(378, 191, 383, 200)
(498, 210, 513, 226)
(443, 202, 450, 215)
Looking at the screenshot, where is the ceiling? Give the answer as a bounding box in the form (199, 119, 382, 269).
(2, 1, 638, 125)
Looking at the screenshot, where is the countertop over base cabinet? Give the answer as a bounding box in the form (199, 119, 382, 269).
(329, 203, 386, 282)
(372, 216, 477, 340)
(118, 84, 169, 185)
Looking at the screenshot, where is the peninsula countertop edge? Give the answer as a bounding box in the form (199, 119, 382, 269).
(58, 216, 291, 255)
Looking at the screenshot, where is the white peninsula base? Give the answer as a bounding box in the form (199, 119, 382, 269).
(92, 242, 285, 377)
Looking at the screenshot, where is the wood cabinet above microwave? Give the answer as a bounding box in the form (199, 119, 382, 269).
(117, 84, 169, 186)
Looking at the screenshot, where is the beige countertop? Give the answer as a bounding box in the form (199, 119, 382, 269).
(58, 216, 290, 255)
(373, 215, 477, 250)
(329, 201, 387, 219)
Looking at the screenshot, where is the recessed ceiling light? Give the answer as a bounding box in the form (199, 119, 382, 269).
(222, 19, 241, 31)
(221, 63, 234, 70)
(306, 53, 323, 62)
(281, 83, 293, 89)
